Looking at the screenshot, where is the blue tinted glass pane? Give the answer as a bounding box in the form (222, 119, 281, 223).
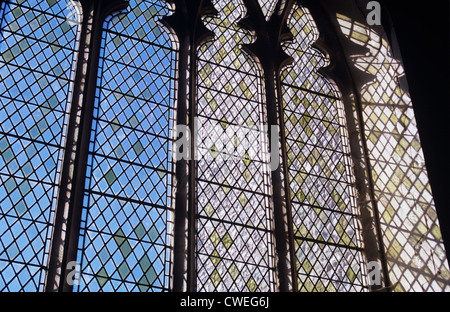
(75, 0, 176, 292)
(0, 0, 80, 291)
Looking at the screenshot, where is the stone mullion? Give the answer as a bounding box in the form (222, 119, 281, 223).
(163, 0, 217, 292)
(240, 0, 297, 292)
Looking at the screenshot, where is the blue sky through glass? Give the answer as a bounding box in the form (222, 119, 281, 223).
(75, 0, 176, 292)
(0, 0, 79, 291)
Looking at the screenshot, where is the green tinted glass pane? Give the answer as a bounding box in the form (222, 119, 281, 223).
(195, 0, 275, 292)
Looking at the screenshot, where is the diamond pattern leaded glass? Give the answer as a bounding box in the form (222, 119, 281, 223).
(281, 5, 366, 291)
(0, 0, 80, 291)
(196, 0, 276, 292)
(337, 14, 450, 291)
(257, 0, 277, 21)
(1, 0, 448, 294)
(74, 0, 176, 292)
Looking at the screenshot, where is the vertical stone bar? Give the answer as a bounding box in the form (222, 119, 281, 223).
(240, 0, 296, 292)
(163, 0, 217, 291)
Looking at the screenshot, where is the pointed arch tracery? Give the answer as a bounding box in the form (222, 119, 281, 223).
(0, 0, 448, 293)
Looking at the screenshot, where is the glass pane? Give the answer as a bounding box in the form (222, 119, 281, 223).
(281, 4, 366, 291)
(0, 0, 80, 291)
(337, 13, 450, 291)
(257, 0, 277, 20)
(75, 0, 176, 292)
(195, 0, 275, 292)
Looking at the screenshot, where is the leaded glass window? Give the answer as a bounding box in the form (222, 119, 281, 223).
(0, 0, 80, 291)
(0, 0, 448, 293)
(196, 0, 275, 292)
(337, 13, 450, 291)
(74, 0, 176, 291)
(281, 5, 365, 291)
(257, 0, 277, 21)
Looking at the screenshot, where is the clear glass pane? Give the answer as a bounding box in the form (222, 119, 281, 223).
(195, 0, 275, 292)
(281, 4, 366, 291)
